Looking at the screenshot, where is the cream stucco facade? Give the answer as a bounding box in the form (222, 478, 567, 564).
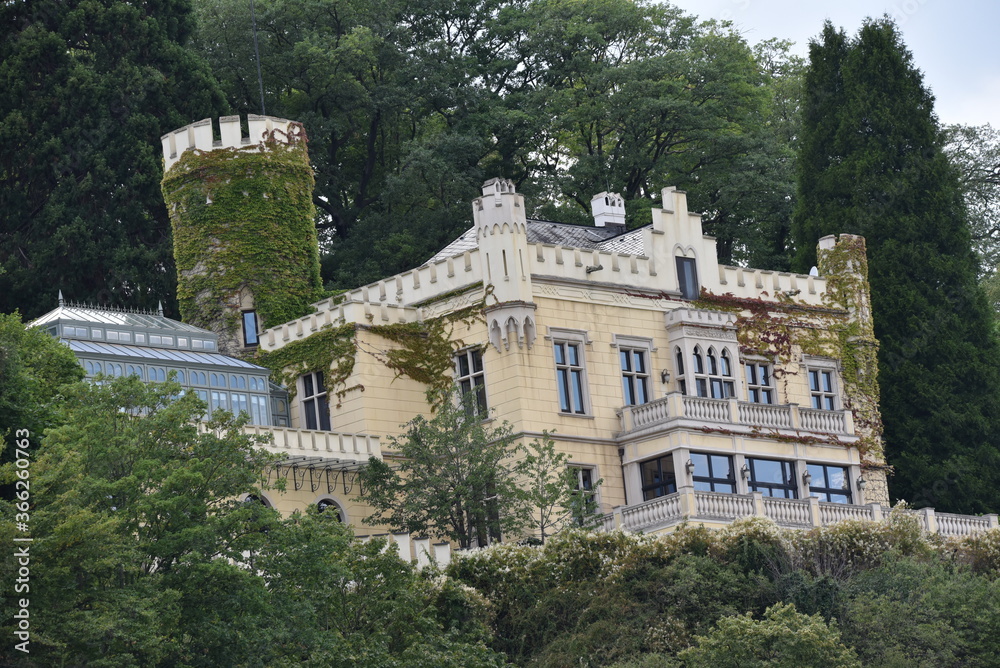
(255, 178, 909, 537)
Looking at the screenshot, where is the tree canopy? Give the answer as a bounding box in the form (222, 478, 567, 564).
(790, 19, 1000, 513)
(190, 0, 803, 285)
(0, 0, 228, 319)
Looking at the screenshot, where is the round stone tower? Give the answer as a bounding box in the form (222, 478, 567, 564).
(161, 115, 323, 356)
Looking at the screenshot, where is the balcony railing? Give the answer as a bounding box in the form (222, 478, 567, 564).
(618, 393, 853, 437)
(242, 424, 382, 465)
(599, 489, 998, 537)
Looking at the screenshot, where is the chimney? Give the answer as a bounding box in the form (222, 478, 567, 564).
(591, 192, 626, 230)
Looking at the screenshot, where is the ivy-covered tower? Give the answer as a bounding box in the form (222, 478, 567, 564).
(161, 115, 323, 356)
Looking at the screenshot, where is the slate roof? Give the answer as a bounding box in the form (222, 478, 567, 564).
(425, 219, 648, 265)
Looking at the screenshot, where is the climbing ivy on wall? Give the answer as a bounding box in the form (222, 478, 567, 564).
(694, 236, 884, 463)
(256, 291, 487, 408)
(161, 125, 323, 345)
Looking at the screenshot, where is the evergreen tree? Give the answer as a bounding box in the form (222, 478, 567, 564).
(791, 19, 1000, 513)
(0, 0, 227, 319)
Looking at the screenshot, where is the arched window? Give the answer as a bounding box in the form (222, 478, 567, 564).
(686, 346, 735, 399)
(317, 498, 344, 522)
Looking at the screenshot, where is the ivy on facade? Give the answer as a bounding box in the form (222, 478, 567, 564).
(694, 236, 884, 463)
(257, 290, 488, 409)
(161, 125, 324, 343)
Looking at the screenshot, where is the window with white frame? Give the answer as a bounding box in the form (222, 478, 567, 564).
(687, 346, 735, 399)
(745, 362, 775, 404)
(231, 393, 249, 418)
(554, 341, 587, 414)
(210, 391, 228, 413)
(455, 347, 487, 417)
(619, 347, 650, 406)
(301, 371, 331, 431)
(250, 395, 269, 426)
(569, 466, 599, 523)
(808, 368, 837, 410)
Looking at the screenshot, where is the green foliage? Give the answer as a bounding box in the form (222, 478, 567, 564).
(0, 313, 84, 463)
(191, 0, 803, 287)
(0, 0, 228, 319)
(0, 376, 509, 667)
(256, 323, 360, 402)
(518, 433, 603, 543)
(162, 125, 324, 337)
(357, 390, 529, 548)
(790, 19, 1000, 513)
(679, 602, 860, 668)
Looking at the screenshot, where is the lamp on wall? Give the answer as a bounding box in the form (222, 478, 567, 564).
(685, 459, 695, 476)
(740, 463, 750, 480)
(660, 369, 670, 384)
(857, 476, 867, 491)
(802, 470, 813, 487)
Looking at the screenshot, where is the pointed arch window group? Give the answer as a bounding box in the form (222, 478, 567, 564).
(676, 345, 735, 399)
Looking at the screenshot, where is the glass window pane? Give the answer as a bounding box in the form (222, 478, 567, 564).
(554, 343, 565, 365)
(809, 370, 819, 392)
(458, 354, 470, 376)
(568, 344, 579, 367)
(304, 398, 317, 430)
(557, 369, 570, 412)
(303, 374, 314, 397)
(637, 377, 648, 404)
(710, 455, 732, 480)
(633, 351, 645, 374)
(690, 453, 709, 477)
(571, 369, 584, 412)
(620, 351, 630, 372)
(472, 349, 483, 373)
(822, 371, 833, 393)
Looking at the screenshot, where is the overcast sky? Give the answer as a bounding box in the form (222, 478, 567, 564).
(667, 0, 999, 128)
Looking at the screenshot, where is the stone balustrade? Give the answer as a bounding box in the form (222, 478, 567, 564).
(600, 489, 999, 536)
(618, 393, 855, 438)
(243, 424, 381, 464)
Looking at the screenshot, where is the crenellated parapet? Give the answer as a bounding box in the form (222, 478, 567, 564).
(161, 115, 295, 173)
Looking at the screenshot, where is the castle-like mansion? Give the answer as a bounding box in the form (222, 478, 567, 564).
(35, 115, 997, 541)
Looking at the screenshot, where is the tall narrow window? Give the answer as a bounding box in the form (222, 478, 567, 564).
(554, 341, 587, 414)
(745, 363, 775, 403)
(809, 369, 837, 410)
(620, 348, 650, 406)
(301, 371, 331, 431)
(455, 348, 488, 417)
(242, 311, 259, 347)
(570, 466, 599, 524)
(675, 347, 686, 395)
(676, 256, 699, 300)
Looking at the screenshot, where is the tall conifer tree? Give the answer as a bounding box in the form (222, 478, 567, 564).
(0, 0, 227, 318)
(792, 19, 1000, 513)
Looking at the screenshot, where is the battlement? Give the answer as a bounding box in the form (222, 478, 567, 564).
(161, 115, 295, 172)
